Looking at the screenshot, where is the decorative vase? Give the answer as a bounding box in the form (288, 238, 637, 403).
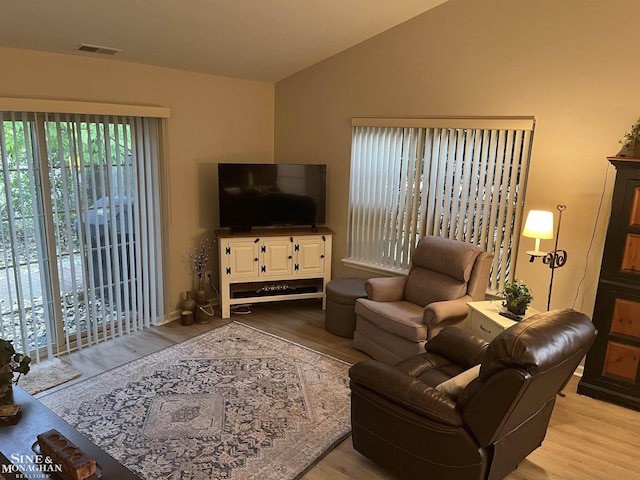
(618, 139, 640, 158)
(0, 386, 13, 405)
(0, 363, 13, 405)
(195, 304, 214, 324)
(506, 303, 526, 316)
(196, 277, 207, 305)
(182, 291, 196, 313)
(196, 290, 206, 305)
(180, 310, 194, 326)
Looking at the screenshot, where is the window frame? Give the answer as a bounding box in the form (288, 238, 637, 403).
(344, 116, 536, 293)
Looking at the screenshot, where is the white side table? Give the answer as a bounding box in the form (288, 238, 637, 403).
(467, 300, 541, 342)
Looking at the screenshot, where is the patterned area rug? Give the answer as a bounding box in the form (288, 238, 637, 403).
(39, 322, 352, 480)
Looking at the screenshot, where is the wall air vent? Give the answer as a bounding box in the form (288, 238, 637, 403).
(77, 43, 122, 55)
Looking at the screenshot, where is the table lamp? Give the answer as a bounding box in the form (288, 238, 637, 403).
(522, 205, 568, 310)
(522, 210, 554, 259)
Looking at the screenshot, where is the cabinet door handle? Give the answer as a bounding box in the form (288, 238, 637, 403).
(480, 324, 492, 334)
(254, 257, 259, 262)
(288, 256, 293, 259)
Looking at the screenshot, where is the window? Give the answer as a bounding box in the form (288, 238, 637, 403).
(0, 101, 168, 361)
(344, 117, 535, 292)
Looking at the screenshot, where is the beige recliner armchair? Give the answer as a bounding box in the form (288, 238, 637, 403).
(353, 235, 493, 364)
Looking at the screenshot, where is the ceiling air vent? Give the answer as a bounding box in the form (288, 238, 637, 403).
(78, 43, 122, 55)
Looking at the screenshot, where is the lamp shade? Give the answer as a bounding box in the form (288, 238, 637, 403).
(523, 210, 554, 239)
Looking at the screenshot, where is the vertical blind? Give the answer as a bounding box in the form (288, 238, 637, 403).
(346, 117, 535, 292)
(0, 110, 166, 360)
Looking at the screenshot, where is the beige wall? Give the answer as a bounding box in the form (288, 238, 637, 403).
(4, 0, 638, 318)
(274, 0, 640, 315)
(0, 46, 274, 315)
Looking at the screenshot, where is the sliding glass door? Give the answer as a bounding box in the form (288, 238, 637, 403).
(0, 111, 164, 361)
(0, 113, 52, 358)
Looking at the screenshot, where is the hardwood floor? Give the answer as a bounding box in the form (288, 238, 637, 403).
(43, 300, 640, 480)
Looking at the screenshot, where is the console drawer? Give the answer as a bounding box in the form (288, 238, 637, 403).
(469, 312, 506, 342)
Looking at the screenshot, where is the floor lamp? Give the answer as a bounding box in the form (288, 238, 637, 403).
(522, 205, 568, 311)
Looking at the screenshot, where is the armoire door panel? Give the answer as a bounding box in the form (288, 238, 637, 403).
(621, 233, 640, 272)
(611, 297, 640, 339)
(629, 187, 640, 227)
(600, 176, 640, 280)
(602, 341, 640, 383)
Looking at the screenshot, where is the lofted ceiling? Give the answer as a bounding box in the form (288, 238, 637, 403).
(0, 0, 448, 83)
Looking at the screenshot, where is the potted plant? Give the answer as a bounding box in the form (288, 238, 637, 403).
(0, 339, 31, 402)
(618, 116, 640, 157)
(500, 280, 533, 316)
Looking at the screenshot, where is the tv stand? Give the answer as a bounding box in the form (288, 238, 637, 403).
(216, 227, 333, 318)
(229, 225, 252, 234)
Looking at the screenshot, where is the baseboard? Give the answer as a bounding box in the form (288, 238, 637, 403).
(163, 309, 181, 324)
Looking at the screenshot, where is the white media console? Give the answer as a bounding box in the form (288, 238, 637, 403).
(216, 227, 333, 319)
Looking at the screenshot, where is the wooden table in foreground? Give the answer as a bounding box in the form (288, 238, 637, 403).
(0, 385, 141, 480)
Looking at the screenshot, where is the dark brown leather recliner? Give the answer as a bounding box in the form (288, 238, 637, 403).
(349, 309, 597, 480)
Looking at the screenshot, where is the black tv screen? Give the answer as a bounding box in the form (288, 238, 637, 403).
(218, 163, 327, 229)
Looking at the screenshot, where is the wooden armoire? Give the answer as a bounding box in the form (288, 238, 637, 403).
(578, 156, 640, 409)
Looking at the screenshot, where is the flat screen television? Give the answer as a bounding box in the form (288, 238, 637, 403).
(218, 163, 327, 231)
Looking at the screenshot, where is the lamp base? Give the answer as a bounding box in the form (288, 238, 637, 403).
(526, 250, 548, 262)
